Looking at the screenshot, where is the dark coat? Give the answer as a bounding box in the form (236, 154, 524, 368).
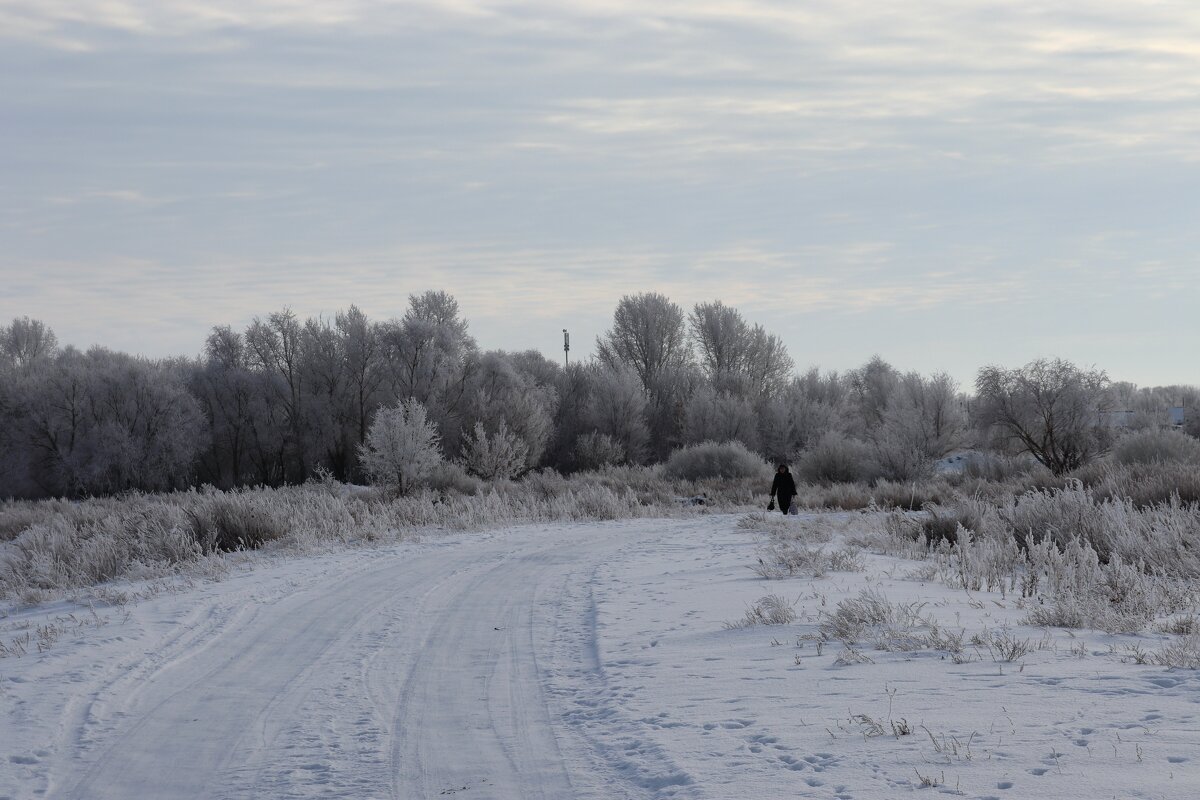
(770, 471, 796, 498)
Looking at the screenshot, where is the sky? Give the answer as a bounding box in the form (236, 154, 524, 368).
(2, 0, 1198, 387)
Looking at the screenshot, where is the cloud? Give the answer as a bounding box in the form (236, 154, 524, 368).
(1, 0, 1198, 384)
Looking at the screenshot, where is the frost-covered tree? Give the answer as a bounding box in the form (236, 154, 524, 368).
(460, 421, 529, 480)
(459, 351, 557, 468)
(689, 301, 793, 399)
(681, 385, 759, 451)
(1, 317, 58, 369)
(689, 301, 750, 379)
(337, 305, 387, 451)
(869, 372, 965, 481)
(358, 399, 443, 495)
(755, 369, 848, 462)
(586, 365, 650, 464)
(596, 293, 691, 392)
(7, 348, 205, 496)
(300, 315, 351, 474)
(975, 359, 1110, 475)
(847, 355, 899, 434)
(382, 291, 475, 407)
(545, 363, 593, 469)
(379, 292, 476, 456)
(245, 309, 308, 480)
(190, 327, 290, 487)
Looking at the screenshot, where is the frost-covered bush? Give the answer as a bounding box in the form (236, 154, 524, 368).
(359, 399, 443, 495)
(681, 387, 760, 451)
(1, 502, 199, 593)
(818, 589, 936, 650)
(425, 462, 483, 495)
(869, 479, 957, 511)
(184, 491, 287, 553)
(1, 465, 772, 599)
(1089, 463, 1200, 508)
(460, 421, 529, 480)
(874, 483, 1200, 632)
(571, 432, 625, 470)
(726, 594, 797, 628)
(796, 432, 880, 485)
(1112, 428, 1200, 466)
(792, 481, 873, 510)
(962, 452, 1045, 482)
(662, 440, 770, 481)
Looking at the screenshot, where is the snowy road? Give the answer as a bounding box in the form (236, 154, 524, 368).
(7, 519, 709, 800)
(6, 514, 1200, 800)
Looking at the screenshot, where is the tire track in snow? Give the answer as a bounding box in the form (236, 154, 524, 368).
(37, 520, 700, 800)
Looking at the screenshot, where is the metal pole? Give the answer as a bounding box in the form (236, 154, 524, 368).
(563, 329, 570, 367)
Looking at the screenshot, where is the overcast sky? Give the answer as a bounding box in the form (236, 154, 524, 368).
(2, 0, 1198, 386)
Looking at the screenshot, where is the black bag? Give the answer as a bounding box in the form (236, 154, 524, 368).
(767, 500, 775, 511)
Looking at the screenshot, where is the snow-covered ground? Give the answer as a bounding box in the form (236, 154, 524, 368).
(2, 513, 1197, 799)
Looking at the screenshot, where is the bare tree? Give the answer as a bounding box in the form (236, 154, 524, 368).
(975, 358, 1110, 475)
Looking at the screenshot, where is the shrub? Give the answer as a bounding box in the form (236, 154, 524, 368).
(796, 432, 880, 485)
(359, 399, 443, 495)
(185, 492, 287, 553)
(793, 481, 872, 511)
(818, 589, 918, 643)
(425, 462, 483, 495)
(0, 502, 45, 542)
(572, 432, 625, 471)
(1079, 462, 1200, 508)
(1112, 428, 1200, 466)
(460, 421, 528, 480)
(662, 440, 770, 481)
(870, 479, 957, 511)
(962, 452, 1045, 482)
(1, 502, 199, 592)
(726, 594, 798, 628)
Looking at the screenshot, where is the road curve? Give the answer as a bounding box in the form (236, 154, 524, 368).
(50, 519, 701, 800)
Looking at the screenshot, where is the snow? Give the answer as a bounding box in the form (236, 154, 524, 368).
(2, 513, 1198, 799)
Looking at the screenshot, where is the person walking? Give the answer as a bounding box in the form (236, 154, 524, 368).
(768, 463, 796, 515)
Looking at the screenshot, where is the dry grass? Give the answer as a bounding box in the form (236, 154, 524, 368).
(1, 467, 758, 600)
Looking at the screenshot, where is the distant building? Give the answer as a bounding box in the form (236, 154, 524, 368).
(1169, 406, 1186, 427)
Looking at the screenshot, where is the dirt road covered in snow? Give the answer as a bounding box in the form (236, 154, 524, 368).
(3, 519, 711, 800)
(5, 514, 1200, 800)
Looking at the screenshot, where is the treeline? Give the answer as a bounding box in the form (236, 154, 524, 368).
(1, 291, 1196, 500)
